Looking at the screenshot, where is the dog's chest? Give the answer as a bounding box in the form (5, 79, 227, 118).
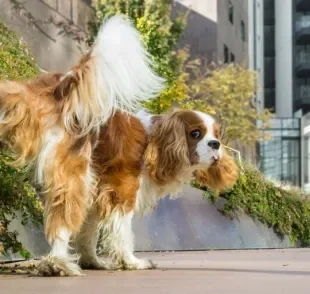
(134, 174, 187, 215)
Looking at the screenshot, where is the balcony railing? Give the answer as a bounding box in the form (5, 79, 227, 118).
(297, 0, 310, 11)
(296, 51, 310, 66)
(297, 85, 310, 100)
(296, 16, 310, 31)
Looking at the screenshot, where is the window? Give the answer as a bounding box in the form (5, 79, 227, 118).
(241, 20, 246, 41)
(230, 53, 235, 62)
(224, 45, 229, 63)
(228, 0, 234, 24)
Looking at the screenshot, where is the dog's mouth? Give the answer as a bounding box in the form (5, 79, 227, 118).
(211, 152, 220, 166)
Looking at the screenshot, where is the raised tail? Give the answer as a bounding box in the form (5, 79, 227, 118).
(55, 14, 165, 136)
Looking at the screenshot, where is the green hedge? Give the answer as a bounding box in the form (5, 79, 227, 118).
(194, 163, 310, 247)
(0, 22, 38, 80)
(0, 22, 42, 259)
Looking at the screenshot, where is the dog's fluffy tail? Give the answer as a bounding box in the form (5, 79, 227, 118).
(55, 14, 165, 136)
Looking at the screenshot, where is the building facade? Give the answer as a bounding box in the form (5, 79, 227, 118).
(0, 0, 93, 72)
(175, 0, 248, 63)
(249, 0, 310, 187)
(217, 0, 248, 63)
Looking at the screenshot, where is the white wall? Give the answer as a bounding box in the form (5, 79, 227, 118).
(0, 0, 92, 72)
(173, 0, 218, 62)
(175, 0, 218, 22)
(249, 0, 265, 114)
(217, 0, 248, 63)
(275, 0, 293, 117)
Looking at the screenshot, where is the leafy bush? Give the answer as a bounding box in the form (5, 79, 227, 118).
(194, 163, 310, 246)
(0, 22, 43, 258)
(0, 22, 38, 80)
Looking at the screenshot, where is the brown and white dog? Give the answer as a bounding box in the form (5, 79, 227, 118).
(0, 15, 238, 276)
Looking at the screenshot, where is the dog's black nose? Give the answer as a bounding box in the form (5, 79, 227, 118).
(208, 140, 220, 150)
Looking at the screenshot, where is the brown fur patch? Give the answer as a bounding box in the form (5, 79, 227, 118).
(0, 71, 96, 242)
(43, 133, 94, 242)
(0, 76, 60, 166)
(93, 111, 147, 219)
(194, 151, 239, 194)
(144, 110, 207, 185)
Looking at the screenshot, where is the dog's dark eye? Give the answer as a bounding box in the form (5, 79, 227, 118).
(190, 129, 201, 139)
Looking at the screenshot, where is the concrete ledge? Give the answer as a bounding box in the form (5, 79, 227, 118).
(1, 185, 291, 262)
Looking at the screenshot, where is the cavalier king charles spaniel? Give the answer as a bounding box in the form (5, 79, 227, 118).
(0, 15, 239, 276)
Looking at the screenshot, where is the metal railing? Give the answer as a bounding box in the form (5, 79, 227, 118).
(259, 118, 301, 187)
(296, 51, 310, 66)
(297, 85, 310, 100)
(296, 15, 310, 31)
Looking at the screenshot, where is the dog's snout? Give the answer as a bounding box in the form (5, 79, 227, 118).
(208, 140, 220, 150)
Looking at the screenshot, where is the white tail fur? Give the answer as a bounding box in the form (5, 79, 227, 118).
(92, 15, 165, 111)
(59, 14, 165, 136)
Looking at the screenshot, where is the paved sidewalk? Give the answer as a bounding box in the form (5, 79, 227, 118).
(1, 249, 310, 294)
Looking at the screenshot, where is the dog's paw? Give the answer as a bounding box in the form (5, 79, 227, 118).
(121, 258, 156, 270)
(37, 256, 84, 277)
(79, 257, 114, 270)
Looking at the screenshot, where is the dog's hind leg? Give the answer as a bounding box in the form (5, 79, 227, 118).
(37, 145, 94, 277)
(75, 206, 113, 270)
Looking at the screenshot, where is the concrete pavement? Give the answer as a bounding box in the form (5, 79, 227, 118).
(1, 249, 310, 294)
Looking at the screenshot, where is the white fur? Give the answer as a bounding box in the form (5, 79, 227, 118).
(49, 228, 71, 257)
(98, 211, 154, 269)
(37, 228, 83, 277)
(195, 111, 223, 166)
(135, 170, 195, 215)
(35, 127, 64, 184)
(135, 109, 153, 134)
(90, 15, 165, 124)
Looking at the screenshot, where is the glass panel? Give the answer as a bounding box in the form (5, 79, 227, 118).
(264, 88, 275, 111)
(228, 0, 233, 24)
(259, 118, 301, 186)
(264, 26, 275, 56)
(296, 15, 310, 31)
(241, 21, 246, 41)
(296, 51, 310, 66)
(224, 45, 229, 63)
(264, 0, 275, 26)
(264, 57, 275, 88)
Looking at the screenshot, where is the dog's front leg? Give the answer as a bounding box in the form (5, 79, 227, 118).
(100, 210, 156, 270)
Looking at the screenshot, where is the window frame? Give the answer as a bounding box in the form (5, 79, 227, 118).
(241, 20, 246, 41)
(228, 0, 234, 24)
(224, 44, 229, 63)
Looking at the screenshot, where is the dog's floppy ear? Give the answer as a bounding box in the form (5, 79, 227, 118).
(144, 112, 189, 185)
(194, 150, 239, 194)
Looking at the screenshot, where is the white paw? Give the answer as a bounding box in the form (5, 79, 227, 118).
(122, 258, 156, 270)
(37, 256, 84, 277)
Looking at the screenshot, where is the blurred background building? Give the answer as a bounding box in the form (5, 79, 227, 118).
(177, 0, 310, 189)
(248, 0, 310, 189)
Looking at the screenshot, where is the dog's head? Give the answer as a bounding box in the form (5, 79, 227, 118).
(144, 109, 238, 189)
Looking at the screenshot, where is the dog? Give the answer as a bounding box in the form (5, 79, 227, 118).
(72, 108, 239, 276)
(0, 15, 239, 276)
